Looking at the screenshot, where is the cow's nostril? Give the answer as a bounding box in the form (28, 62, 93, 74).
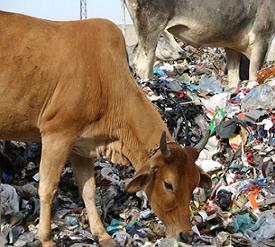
(179, 232, 193, 243)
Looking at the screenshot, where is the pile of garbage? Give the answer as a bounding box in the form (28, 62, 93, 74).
(138, 49, 275, 246)
(1, 46, 274, 247)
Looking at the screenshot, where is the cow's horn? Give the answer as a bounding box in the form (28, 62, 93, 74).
(160, 131, 171, 158)
(195, 129, 210, 153)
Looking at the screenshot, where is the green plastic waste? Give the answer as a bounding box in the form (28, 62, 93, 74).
(210, 108, 225, 135)
(232, 213, 255, 233)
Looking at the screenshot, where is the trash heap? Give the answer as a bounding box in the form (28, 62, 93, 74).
(1, 47, 274, 247)
(138, 50, 275, 246)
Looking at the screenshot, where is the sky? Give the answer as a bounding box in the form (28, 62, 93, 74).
(0, 0, 132, 24)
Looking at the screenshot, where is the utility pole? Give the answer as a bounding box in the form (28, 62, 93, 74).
(80, 0, 87, 20)
(121, 0, 126, 36)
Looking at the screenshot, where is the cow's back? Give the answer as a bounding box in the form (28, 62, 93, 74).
(0, 11, 129, 140)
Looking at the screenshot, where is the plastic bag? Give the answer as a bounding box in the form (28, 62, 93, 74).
(241, 84, 275, 111)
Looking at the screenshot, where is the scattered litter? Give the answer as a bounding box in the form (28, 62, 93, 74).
(0, 45, 274, 247)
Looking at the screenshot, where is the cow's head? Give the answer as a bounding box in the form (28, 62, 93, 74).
(132, 31, 184, 80)
(155, 30, 185, 61)
(126, 131, 211, 243)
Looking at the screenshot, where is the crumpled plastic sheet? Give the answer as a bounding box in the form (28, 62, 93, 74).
(215, 231, 251, 247)
(0, 184, 19, 216)
(241, 83, 275, 111)
(232, 213, 255, 234)
(244, 211, 275, 243)
(0, 232, 8, 246)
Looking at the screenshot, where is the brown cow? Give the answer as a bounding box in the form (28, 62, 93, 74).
(0, 11, 211, 247)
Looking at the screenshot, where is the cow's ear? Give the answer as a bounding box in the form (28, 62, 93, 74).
(197, 166, 212, 189)
(125, 167, 155, 193)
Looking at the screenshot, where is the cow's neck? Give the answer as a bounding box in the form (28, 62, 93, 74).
(111, 83, 171, 172)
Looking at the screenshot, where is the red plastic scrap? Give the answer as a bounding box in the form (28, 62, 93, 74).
(175, 92, 185, 98)
(246, 152, 254, 164)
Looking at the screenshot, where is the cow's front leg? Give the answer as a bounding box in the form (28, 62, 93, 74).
(38, 133, 75, 247)
(70, 153, 118, 247)
(225, 48, 241, 88)
(133, 29, 162, 80)
(249, 40, 268, 82)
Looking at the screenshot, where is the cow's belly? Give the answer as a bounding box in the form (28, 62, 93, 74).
(0, 103, 41, 141)
(72, 136, 113, 159)
(72, 136, 129, 165)
(179, 29, 248, 51)
(167, 16, 251, 51)
(0, 84, 44, 141)
(0, 128, 41, 142)
(0, 79, 45, 141)
(72, 138, 100, 158)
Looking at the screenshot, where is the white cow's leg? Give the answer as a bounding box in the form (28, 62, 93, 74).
(266, 37, 275, 62)
(70, 153, 117, 247)
(38, 133, 74, 247)
(133, 45, 155, 80)
(133, 30, 162, 80)
(249, 40, 268, 82)
(225, 48, 241, 88)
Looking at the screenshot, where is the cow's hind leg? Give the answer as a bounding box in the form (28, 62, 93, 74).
(70, 153, 118, 247)
(225, 48, 241, 88)
(248, 40, 268, 82)
(38, 133, 75, 247)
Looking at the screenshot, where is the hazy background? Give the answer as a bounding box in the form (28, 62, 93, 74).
(0, 0, 132, 23)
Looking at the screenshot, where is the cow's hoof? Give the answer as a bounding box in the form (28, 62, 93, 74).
(99, 238, 118, 247)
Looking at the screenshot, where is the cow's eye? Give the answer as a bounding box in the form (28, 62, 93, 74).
(164, 181, 173, 191)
